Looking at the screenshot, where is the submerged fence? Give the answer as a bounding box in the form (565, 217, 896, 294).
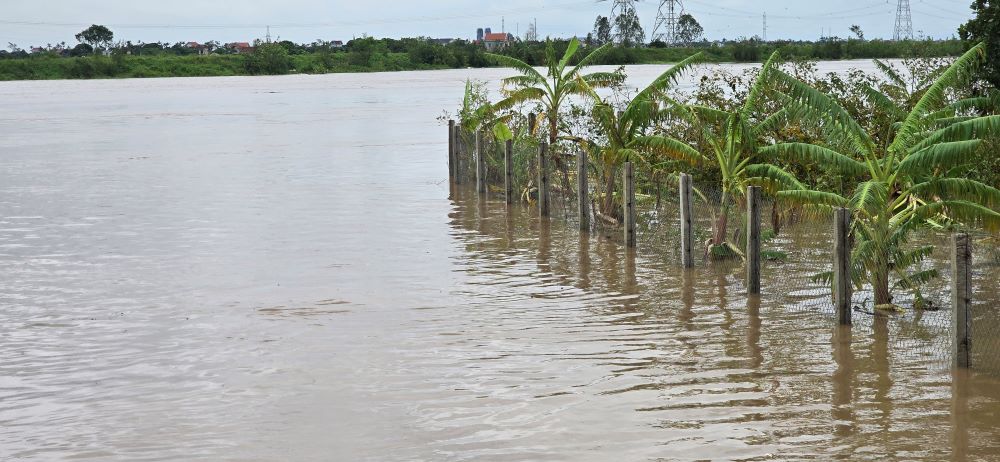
(446, 118, 1000, 376)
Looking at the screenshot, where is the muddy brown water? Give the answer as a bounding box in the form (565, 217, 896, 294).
(2, 63, 1000, 461)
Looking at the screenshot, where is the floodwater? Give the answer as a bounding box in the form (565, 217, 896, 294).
(1, 62, 1000, 461)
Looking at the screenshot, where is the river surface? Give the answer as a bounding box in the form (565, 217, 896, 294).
(2, 62, 1000, 461)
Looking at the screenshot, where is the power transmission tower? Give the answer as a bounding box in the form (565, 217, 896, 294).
(651, 0, 684, 44)
(894, 0, 913, 41)
(762, 12, 767, 42)
(610, 0, 640, 44)
(526, 19, 538, 42)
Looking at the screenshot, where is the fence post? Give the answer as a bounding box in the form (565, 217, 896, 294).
(680, 173, 694, 268)
(538, 142, 550, 218)
(578, 148, 589, 230)
(504, 140, 514, 205)
(953, 233, 972, 369)
(453, 127, 463, 185)
(623, 161, 636, 247)
(476, 131, 486, 195)
(833, 207, 852, 326)
(746, 185, 761, 295)
(448, 120, 456, 183)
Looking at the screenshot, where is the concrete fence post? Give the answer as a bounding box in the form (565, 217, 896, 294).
(504, 139, 514, 205)
(476, 131, 486, 195)
(746, 186, 762, 295)
(538, 142, 550, 218)
(448, 120, 456, 183)
(953, 233, 972, 369)
(833, 208, 852, 326)
(680, 173, 694, 268)
(578, 148, 589, 230)
(623, 161, 636, 248)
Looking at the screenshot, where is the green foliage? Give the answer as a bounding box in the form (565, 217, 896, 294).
(773, 43, 1000, 305)
(677, 14, 704, 46)
(613, 8, 644, 46)
(959, 0, 1000, 88)
(593, 16, 612, 46)
(244, 43, 292, 75)
(75, 25, 113, 53)
(0, 35, 968, 81)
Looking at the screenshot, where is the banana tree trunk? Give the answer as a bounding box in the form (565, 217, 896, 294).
(548, 114, 572, 197)
(874, 263, 892, 306)
(713, 192, 730, 247)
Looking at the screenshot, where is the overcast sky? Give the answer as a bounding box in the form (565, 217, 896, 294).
(2, 0, 974, 48)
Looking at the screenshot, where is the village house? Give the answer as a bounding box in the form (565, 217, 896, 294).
(483, 32, 512, 51)
(186, 42, 210, 55)
(226, 42, 254, 54)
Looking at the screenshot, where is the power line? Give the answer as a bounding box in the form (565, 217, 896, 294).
(0, 1, 595, 30)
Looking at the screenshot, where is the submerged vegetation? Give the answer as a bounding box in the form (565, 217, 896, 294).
(446, 36, 1000, 310)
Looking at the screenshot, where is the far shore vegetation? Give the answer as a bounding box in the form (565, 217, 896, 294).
(0, 21, 971, 81)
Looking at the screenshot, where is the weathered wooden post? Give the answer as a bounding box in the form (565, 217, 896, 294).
(538, 142, 550, 218)
(680, 173, 694, 268)
(577, 148, 589, 230)
(448, 120, 456, 183)
(746, 185, 761, 295)
(528, 112, 537, 138)
(476, 131, 486, 195)
(833, 207, 852, 326)
(504, 139, 514, 205)
(623, 161, 636, 247)
(953, 233, 972, 369)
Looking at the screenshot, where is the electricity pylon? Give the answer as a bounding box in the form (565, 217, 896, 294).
(651, 0, 684, 44)
(893, 0, 913, 41)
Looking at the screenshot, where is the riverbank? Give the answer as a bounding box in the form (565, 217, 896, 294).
(0, 38, 966, 81)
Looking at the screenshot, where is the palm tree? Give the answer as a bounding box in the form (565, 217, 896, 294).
(573, 53, 706, 218)
(488, 38, 622, 192)
(680, 51, 804, 257)
(767, 43, 1000, 307)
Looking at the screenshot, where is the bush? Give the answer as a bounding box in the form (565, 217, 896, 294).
(244, 43, 291, 75)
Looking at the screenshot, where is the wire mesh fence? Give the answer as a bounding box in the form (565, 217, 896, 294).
(447, 121, 1000, 378)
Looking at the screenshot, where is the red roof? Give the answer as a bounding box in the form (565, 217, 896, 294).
(484, 33, 509, 42)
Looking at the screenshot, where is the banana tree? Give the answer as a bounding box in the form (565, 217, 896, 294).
(681, 51, 805, 257)
(571, 53, 706, 218)
(454, 78, 519, 179)
(488, 38, 622, 192)
(768, 43, 1000, 307)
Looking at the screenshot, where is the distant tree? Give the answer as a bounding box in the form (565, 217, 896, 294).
(75, 25, 114, 54)
(613, 9, 644, 46)
(593, 16, 612, 45)
(244, 42, 292, 75)
(70, 43, 93, 57)
(959, 0, 1000, 88)
(676, 14, 704, 45)
(849, 24, 865, 40)
(277, 40, 305, 55)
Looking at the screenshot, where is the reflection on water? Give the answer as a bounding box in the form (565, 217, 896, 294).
(440, 186, 1000, 460)
(1, 67, 1000, 461)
